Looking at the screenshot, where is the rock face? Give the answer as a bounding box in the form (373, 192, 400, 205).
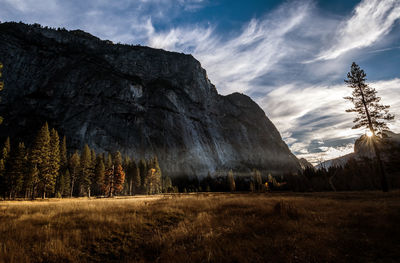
(0, 22, 300, 178)
(317, 131, 400, 169)
(354, 131, 400, 160)
(298, 158, 314, 170)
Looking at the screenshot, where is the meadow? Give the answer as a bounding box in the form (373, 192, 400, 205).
(0, 191, 399, 263)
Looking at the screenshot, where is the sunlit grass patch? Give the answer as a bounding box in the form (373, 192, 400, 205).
(0, 191, 399, 262)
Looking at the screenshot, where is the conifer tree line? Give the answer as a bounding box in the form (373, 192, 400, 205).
(0, 123, 173, 199)
(174, 169, 279, 193)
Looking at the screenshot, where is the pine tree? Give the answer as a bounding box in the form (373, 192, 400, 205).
(145, 167, 161, 195)
(138, 159, 147, 190)
(103, 162, 125, 197)
(60, 136, 68, 170)
(113, 151, 122, 167)
(114, 164, 125, 195)
(56, 136, 68, 197)
(0, 62, 3, 124)
(227, 170, 235, 192)
(152, 156, 162, 193)
(0, 137, 10, 198)
(126, 157, 137, 195)
(344, 62, 394, 134)
(7, 142, 26, 198)
(94, 157, 105, 195)
(2, 137, 10, 161)
(204, 172, 213, 192)
(344, 62, 395, 192)
(91, 149, 96, 166)
(63, 169, 71, 196)
(0, 159, 6, 197)
(249, 180, 255, 192)
(27, 164, 39, 199)
(102, 151, 125, 197)
(123, 156, 131, 195)
(49, 129, 60, 196)
(105, 153, 113, 170)
(31, 123, 52, 198)
(164, 176, 173, 193)
(80, 144, 93, 197)
(69, 151, 80, 197)
(253, 169, 262, 192)
(133, 165, 141, 194)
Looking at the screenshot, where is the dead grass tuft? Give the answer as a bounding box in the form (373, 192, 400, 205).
(274, 200, 301, 219)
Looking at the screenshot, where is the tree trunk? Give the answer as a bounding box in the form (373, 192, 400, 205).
(328, 175, 337, 192)
(109, 165, 114, 197)
(371, 138, 389, 192)
(70, 179, 75, 197)
(31, 187, 35, 200)
(358, 83, 389, 192)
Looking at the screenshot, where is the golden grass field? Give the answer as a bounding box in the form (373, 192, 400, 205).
(0, 191, 399, 263)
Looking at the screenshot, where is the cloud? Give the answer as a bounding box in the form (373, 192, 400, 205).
(296, 144, 354, 165)
(261, 78, 400, 164)
(147, 1, 314, 94)
(312, 0, 400, 62)
(0, 0, 208, 43)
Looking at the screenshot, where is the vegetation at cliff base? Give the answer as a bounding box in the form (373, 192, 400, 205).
(0, 123, 169, 199)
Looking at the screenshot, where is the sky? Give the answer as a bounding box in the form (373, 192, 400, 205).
(1, 0, 400, 164)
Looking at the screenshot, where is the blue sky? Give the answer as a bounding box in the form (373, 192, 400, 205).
(1, 0, 400, 164)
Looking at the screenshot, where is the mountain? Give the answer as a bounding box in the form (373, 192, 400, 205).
(0, 22, 300, 178)
(317, 131, 400, 169)
(315, 153, 354, 169)
(299, 158, 314, 170)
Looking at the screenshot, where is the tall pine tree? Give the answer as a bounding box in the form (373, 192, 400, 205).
(138, 159, 147, 192)
(69, 151, 80, 197)
(227, 170, 235, 192)
(253, 169, 262, 192)
(103, 161, 125, 197)
(31, 123, 52, 198)
(133, 164, 141, 194)
(2, 137, 10, 162)
(94, 157, 105, 195)
(7, 142, 26, 198)
(60, 136, 68, 170)
(80, 144, 93, 197)
(49, 128, 60, 196)
(56, 135, 68, 197)
(0, 62, 3, 124)
(0, 159, 6, 197)
(0, 137, 10, 197)
(344, 62, 395, 192)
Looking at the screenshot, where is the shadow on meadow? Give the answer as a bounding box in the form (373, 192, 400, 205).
(0, 192, 399, 263)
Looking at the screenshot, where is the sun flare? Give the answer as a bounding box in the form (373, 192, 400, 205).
(366, 130, 373, 137)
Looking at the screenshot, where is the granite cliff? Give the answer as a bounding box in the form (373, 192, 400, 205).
(0, 22, 300, 178)
(317, 131, 400, 169)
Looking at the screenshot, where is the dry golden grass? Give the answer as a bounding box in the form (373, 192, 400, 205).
(0, 191, 399, 263)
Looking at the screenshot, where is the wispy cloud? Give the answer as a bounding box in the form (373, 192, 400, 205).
(0, 0, 208, 42)
(312, 0, 400, 62)
(367, 46, 400, 54)
(261, 78, 400, 164)
(148, 1, 313, 94)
